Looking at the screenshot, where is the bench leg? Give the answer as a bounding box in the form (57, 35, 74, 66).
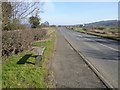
(35, 55, 42, 65)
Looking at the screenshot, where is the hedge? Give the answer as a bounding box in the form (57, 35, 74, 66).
(2, 29, 47, 57)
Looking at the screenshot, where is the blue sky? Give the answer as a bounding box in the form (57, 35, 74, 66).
(40, 2, 118, 25)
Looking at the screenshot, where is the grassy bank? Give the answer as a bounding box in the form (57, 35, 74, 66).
(70, 27, 120, 41)
(2, 27, 56, 88)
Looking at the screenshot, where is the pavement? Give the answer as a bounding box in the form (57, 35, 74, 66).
(59, 27, 119, 88)
(52, 29, 106, 88)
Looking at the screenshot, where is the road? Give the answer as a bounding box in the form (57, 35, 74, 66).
(59, 27, 119, 88)
(52, 29, 106, 88)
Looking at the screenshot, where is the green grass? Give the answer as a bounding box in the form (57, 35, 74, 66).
(2, 52, 47, 88)
(2, 30, 56, 88)
(73, 27, 86, 33)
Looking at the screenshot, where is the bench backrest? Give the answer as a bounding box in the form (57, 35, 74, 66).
(34, 47, 45, 55)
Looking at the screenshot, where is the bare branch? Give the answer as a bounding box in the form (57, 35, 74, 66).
(10, 2, 43, 20)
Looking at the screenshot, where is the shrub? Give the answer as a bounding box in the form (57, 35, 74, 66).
(97, 27, 105, 30)
(29, 16, 40, 28)
(2, 29, 47, 57)
(93, 27, 105, 30)
(83, 28, 87, 31)
(3, 23, 14, 30)
(3, 23, 26, 31)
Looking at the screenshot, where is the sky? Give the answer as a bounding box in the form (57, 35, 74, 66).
(40, 2, 118, 25)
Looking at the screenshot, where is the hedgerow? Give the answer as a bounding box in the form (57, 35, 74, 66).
(2, 29, 47, 57)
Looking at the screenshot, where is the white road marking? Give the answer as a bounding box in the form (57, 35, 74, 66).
(70, 32, 119, 52)
(85, 38, 119, 52)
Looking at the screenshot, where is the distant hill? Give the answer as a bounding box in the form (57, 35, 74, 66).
(84, 20, 118, 27)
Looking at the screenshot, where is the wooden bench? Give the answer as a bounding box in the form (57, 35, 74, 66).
(32, 47, 45, 65)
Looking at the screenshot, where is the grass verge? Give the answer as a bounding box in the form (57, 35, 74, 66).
(71, 27, 120, 41)
(2, 28, 56, 88)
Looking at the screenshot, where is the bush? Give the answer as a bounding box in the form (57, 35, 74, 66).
(3, 23, 26, 30)
(93, 27, 105, 30)
(83, 28, 87, 31)
(2, 29, 47, 57)
(97, 27, 105, 30)
(3, 23, 15, 30)
(29, 16, 40, 28)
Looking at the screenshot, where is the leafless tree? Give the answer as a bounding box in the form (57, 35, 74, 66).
(11, 2, 43, 21)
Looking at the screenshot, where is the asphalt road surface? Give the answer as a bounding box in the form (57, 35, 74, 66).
(59, 27, 119, 88)
(52, 29, 106, 88)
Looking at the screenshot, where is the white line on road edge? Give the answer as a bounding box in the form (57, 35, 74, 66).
(65, 28, 119, 52)
(86, 38, 119, 52)
(68, 33, 119, 52)
(75, 33, 119, 52)
(69, 31, 119, 52)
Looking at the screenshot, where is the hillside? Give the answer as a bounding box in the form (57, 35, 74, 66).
(84, 20, 118, 27)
